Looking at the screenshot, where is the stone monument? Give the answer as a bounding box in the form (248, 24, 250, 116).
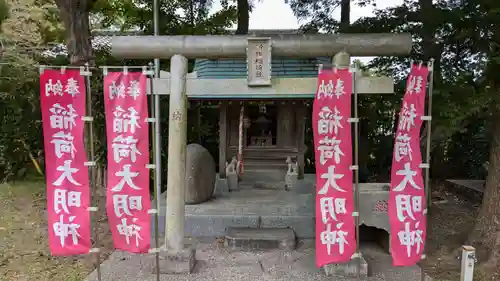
(184, 143, 216, 204)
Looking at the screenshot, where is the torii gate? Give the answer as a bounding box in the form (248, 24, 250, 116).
(111, 32, 412, 269)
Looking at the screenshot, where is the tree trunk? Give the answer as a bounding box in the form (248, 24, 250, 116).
(339, 0, 350, 32)
(55, 0, 93, 65)
(429, 142, 446, 179)
(0, 0, 8, 31)
(467, 13, 500, 274)
(54, 0, 104, 198)
(467, 109, 500, 275)
(235, 0, 249, 35)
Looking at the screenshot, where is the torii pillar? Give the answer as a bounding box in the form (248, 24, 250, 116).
(111, 33, 412, 273)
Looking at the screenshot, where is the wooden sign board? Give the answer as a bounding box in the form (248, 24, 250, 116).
(247, 37, 272, 87)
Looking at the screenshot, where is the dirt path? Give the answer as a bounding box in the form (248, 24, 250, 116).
(422, 182, 480, 280)
(0, 181, 113, 281)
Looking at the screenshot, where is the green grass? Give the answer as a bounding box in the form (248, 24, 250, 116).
(0, 180, 91, 281)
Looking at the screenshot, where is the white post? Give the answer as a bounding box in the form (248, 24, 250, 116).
(460, 245, 476, 281)
(165, 54, 188, 253)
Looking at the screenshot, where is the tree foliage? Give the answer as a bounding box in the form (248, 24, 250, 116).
(290, 0, 500, 276)
(92, 0, 238, 35)
(0, 0, 240, 183)
(0, 49, 42, 180)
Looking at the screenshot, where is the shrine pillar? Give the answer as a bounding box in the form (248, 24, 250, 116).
(219, 102, 228, 178)
(295, 104, 306, 179)
(165, 54, 188, 253)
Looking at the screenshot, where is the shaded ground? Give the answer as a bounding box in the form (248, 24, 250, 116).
(0, 180, 482, 281)
(422, 182, 480, 281)
(0, 180, 113, 281)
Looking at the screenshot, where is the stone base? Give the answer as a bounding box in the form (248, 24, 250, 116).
(285, 172, 298, 190)
(227, 172, 238, 191)
(322, 255, 368, 277)
(213, 177, 229, 196)
(225, 227, 296, 251)
(291, 180, 314, 194)
(152, 246, 197, 274)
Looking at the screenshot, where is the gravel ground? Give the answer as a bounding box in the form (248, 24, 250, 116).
(85, 240, 424, 281)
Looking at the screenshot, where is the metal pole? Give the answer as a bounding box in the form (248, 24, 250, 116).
(83, 63, 101, 281)
(153, 0, 161, 221)
(352, 65, 361, 278)
(153, 0, 161, 278)
(420, 58, 434, 281)
(147, 63, 160, 280)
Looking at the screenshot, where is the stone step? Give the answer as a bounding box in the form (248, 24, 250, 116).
(244, 154, 296, 160)
(245, 161, 288, 168)
(238, 180, 285, 190)
(224, 227, 297, 251)
(154, 213, 315, 239)
(240, 169, 286, 182)
(229, 147, 298, 153)
(229, 147, 297, 159)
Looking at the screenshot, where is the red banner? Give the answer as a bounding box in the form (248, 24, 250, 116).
(40, 69, 91, 255)
(313, 69, 356, 266)
(104, 71, 151, 253)
(389, 65, 430, 266)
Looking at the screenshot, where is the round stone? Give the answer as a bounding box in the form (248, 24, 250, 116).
(185, 143, 216, 204)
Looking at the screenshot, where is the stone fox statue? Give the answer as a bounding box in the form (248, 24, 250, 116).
(226, 156, 238, 174)
(286, 156, 297, 174)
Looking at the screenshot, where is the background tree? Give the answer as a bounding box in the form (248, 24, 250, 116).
(459, 0, 500, 278)
(235, 0, 249, 34)
(52, 0, 94, 65)
(339, 0, 350, 31)
(287, 0, 500, 277)
(0, 0, 239, 182)
(0, 0, 63, 181)
(218, 0, 257, 35)
(92, 0, 237, 36)
(0, 0, 8, 32)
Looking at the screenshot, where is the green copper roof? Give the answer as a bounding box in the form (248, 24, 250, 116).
(194, 57, 331, 79)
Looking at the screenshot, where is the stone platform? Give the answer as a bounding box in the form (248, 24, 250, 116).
(155, 174, 391, 239)
(445, 179, 485, 193)
(225, 227, 297, 251)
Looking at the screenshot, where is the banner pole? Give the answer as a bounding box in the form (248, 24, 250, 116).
(146, 62, 161, 281)
(153, 0, 162, 250)
(82, 63, 101, 281)
(420, 58, 434, 281)
(351, 64, 361, 278)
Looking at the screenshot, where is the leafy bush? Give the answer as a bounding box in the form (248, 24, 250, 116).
(0, 48, 43, 181)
